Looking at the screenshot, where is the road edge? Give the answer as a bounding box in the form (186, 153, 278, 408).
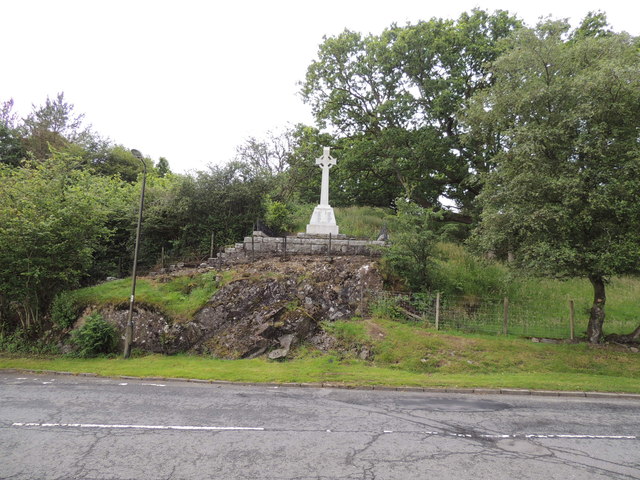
(2, 368, 640, 400)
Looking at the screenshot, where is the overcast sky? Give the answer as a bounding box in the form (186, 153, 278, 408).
(2, 0, 639, 173)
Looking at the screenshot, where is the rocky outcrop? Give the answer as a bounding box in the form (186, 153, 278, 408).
(100, 256, 383, 358)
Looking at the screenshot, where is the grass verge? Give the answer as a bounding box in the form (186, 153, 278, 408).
(2, 319, 638, 393)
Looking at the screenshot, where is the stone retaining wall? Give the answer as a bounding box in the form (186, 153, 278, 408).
(212, 232, 386, 263)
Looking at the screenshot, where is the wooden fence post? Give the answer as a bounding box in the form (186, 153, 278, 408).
(210, 231, 214, 259)
(435, 292, 441, 331)
(503, 297, 509, 335)
(161, 246, 165, 269)
(569, 299, 575, 340)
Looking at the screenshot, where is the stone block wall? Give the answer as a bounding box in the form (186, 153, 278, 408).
(212, 232, 386, 263)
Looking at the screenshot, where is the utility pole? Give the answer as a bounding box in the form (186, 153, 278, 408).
(123, 149, 147, 359)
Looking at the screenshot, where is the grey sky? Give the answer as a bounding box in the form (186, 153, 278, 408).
(2, 0, 638, 173)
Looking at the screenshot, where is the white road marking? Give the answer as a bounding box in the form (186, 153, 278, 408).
(9, 423, 636, 440)
(118, 383, 128, 386)
(525, 434, 637, 440)
(141, 383, 166, 387)
(12, 422, 264, 431)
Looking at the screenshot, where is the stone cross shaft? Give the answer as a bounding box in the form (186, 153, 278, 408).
(316, 147, 336, 206)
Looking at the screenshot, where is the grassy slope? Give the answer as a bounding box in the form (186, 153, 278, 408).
(71, 270, 223, 322)
(2, 317, 638, 392)
(2, 206, 639, 392)
(291, 205, 390, 239)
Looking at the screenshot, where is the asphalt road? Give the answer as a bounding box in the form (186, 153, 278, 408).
(1, 372, 639, 479)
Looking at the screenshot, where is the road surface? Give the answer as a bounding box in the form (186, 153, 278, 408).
(1, 372, 639, 479)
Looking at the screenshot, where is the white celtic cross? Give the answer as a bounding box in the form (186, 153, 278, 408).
(316, 147, 336, 206)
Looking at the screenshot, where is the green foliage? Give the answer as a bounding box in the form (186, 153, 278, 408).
(301, 9, 522, 212)
(140, 162, 270, 264)
(50, 291, 78, 330)
(383, 201, 441, 291)
(92, 145, 147, 182)
(370, 296, 404, 321)
(156, 157, 170, 177)
(434, 244, 511, 298)
(0, 153, 131, 331)
(0, 329, 59, 354)
(322, 320, 370, 351)
(468, 20, 640, 279)
(264, 197, 294, 234)
(72, 271, 220, 322)
(0, 123, 26, 167)
(70, 313, 118, 357)
(466, 18, 640, 340)
(288, 205, 390, 238)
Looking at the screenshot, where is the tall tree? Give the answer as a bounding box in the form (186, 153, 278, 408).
(20, 92, 107, 161)
(301, 9, 521, 219)
(467, 17, 640, 343)
(0, 99, 27, 166)
(0, 152, 130, 331)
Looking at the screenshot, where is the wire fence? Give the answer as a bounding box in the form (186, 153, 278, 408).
(370, 291, 601, 340)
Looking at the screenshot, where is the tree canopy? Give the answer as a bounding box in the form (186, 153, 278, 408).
(301, 9, 522, 219)
(467, 17, 640, 342)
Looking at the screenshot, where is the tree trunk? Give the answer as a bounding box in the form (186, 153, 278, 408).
(587, 275, 606, 344)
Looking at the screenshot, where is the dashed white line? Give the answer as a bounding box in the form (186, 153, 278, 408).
(12, 422, 264, 431)
(9, 423, 637, 440)
(525, 434, 637, 440)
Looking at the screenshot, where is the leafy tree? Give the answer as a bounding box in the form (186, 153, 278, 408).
(0, 124, 26, 167)
(233, 124, 336, 205)
(139, 161, 271, 265)
(467, 18, 640, 343)
(301, 10, 521, 218)
(92, 145, 147, 182)
(0, 99, 27, 166)
(383, 200, 442, 292)
(0, 152, 130, 331)
(19, 92, 109, 163)
(235, 129, 293, 176)
(156, 157, 170, 177)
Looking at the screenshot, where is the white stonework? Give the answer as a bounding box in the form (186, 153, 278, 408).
(306, 147, 339, 235)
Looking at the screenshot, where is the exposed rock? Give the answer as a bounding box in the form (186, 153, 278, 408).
(99, 255, 383, 359)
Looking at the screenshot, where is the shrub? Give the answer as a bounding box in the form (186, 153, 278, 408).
(264, 197, 295, 234)
(50, 291, 78, 330)
(70, 313, 118, 357)
(383, 201, 441, 291)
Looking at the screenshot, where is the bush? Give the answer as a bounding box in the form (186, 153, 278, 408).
(70, 313, 118, 357)
(383, 201, 441, 291)
(264, 197, 295, 234)
(50, 291, 78, 330)
(0, 329, 60, 354)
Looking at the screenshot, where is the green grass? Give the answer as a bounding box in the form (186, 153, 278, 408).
(290, 204, 390, 239)
(72, 270, 221, 322)
(425, 243, 640, 338)
(2, 317, 638, 393)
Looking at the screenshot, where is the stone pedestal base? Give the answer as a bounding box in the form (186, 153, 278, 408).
(306, 205, 339, 235)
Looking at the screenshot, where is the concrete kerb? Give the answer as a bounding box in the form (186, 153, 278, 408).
(3, 368, 640, 400)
